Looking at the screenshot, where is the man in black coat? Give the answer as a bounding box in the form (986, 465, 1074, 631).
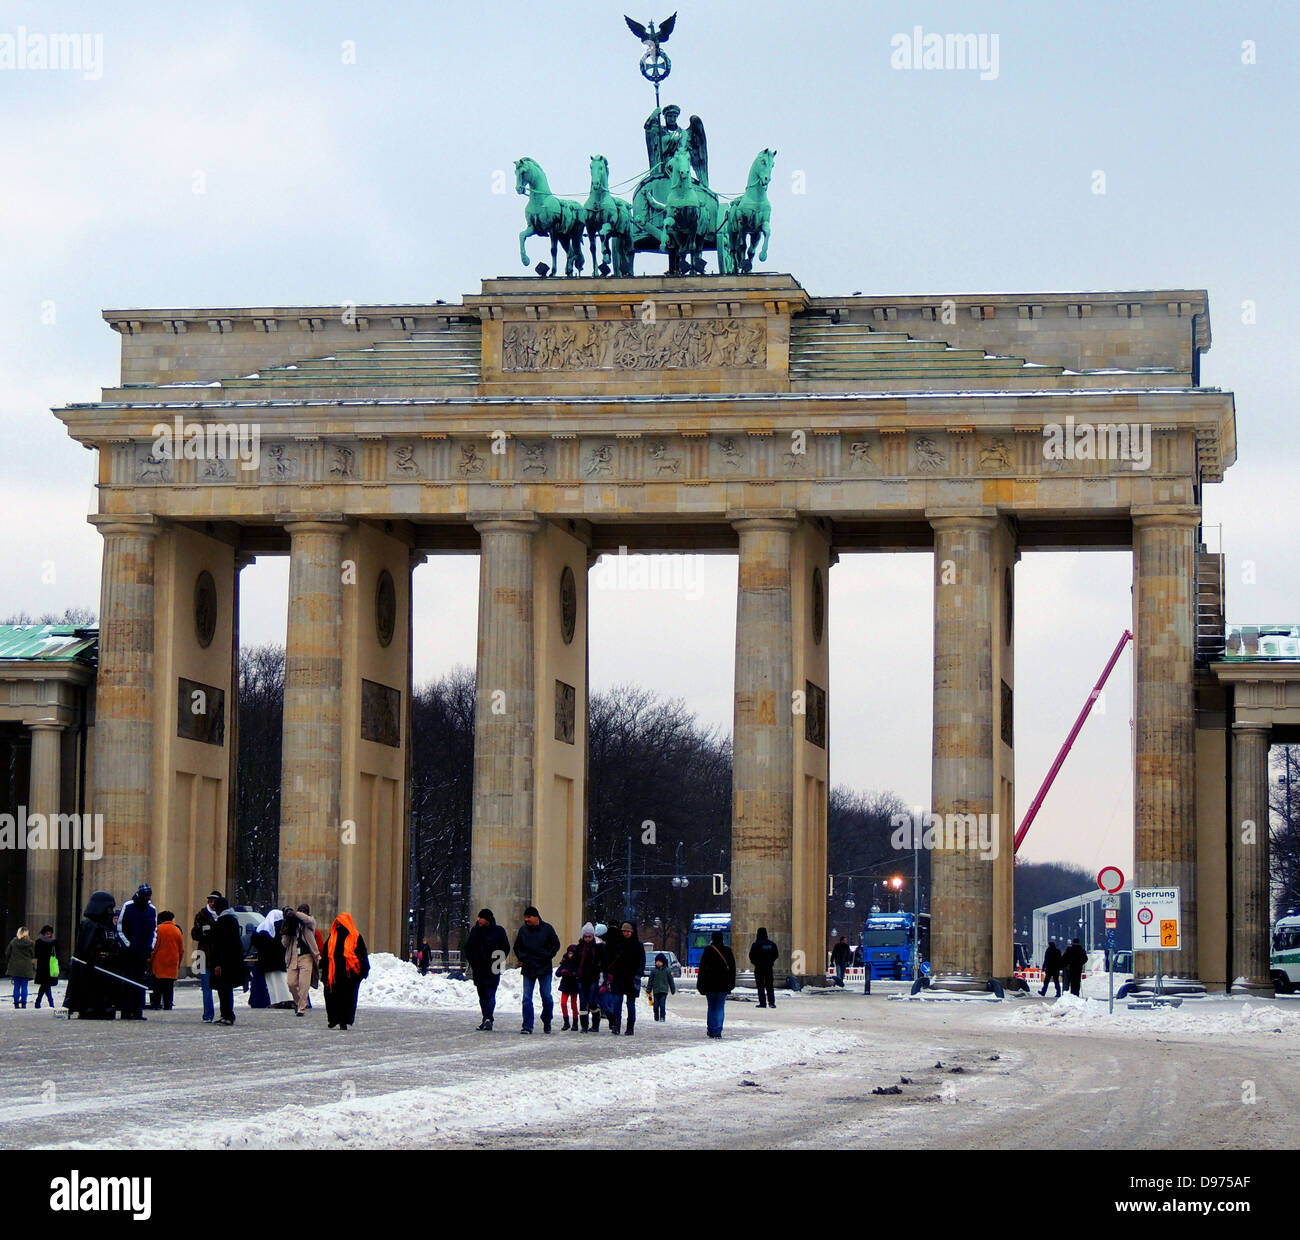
(464, 909, 510, 1031)
(1040, 940, 1063, 997)
(513, 905, 561, 1034)
(209, 898, 247, 1025)
(192, 890, 222, 1022)
(748, 927, 780, 1008)
(117, 884, 157, 1021)
(605, 921, 646, 1036)
(696, 930, 736, 1038)
(64, 891, 123, 1019)
(1063, 938, 1088, 996)
(831, 936, 852, 988)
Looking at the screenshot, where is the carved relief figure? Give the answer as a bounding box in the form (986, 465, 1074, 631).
(979, 439, 1011, 470)
(848, 440, 875, 470)
(267, 445, 298, 478)
(913, 436, 946, 473)
(718, 436, 746, 471)
(647, 440, 681, 474)
(137, 449, 170, 483)
(330, 445, 355, 478)
(393, 444, 420, 475)
(459, 443, 485, 477)
(201, 457, 231, 480)
(521, 442, 548, 475)
(499, 318, 766, 373)
(584, 444, 614, 477)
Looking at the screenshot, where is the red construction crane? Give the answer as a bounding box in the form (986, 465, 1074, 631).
(1013, 629, 1133, 855)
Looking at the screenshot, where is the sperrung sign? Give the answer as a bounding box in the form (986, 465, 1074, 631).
(1131, 886, 1181, 951)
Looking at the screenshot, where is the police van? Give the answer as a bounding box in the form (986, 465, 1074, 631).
(1270, 914, 1300, 993)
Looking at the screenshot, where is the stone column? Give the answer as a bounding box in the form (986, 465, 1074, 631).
(88, 516, 159, 899)
(25, 722, 66, 932)
(470, 517, 539, 931)
(278, 519, 346, 923)
(1231, 723, 1272, 994)
(731, 516, 796, 962)
(1133, 510, 1200, 985)
(928, 514, 998, 990)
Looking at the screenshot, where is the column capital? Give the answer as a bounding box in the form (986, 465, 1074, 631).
(470, 510, 540, 535)
(1232, 722, 1272, 737)
(234, 550, 256, 572)
(283, 516, 348, 538)
(1131, 506, 1201, 531)
(926, 509, 1002, 534)
(729, 510, 799, 534)
(89, 514, 161, 539)
(26, 720, 68, 733)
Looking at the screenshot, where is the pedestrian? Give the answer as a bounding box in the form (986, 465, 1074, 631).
(696, 930, 736, 1039)
(323, 912, 370, 1031)
(555, 943, 581, 1030)
(418, 941, 432, 976)
(117, 884, 156, 1021)
(4, 927, 35, 1008)
(1039, 940, 1063, 998)
(574, 922, 606, 1032)
(606, 920, 646, 1035)
(464, 908, 510, 1031)
(748, 926, 780, 1008)
(33, 925, 59, 1009)
(64, 891, 124, 1019)
(148, 912, 184, 1010)
(1063, 938, 1087, 997)
(512, 905, 561, 1034)
(192, 890, 222, 1022)
(252, 909, 292, 1008)
(645, 952, 676, 1022)
(281, 904, 320, 1018)
(208, 896, 246, 1026)
(831, 935, 851, 988)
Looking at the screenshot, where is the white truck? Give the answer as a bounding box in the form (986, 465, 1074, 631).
(1270, 914, 1300, 993)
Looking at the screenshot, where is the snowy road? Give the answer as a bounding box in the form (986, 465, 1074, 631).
(3, 970, 1297, 1149)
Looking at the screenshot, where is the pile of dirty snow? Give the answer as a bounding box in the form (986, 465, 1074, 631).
(1003, 991, 1300, 1038)
(358, 952, 524, 1012)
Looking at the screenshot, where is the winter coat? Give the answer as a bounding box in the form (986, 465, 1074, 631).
(1042, 944, 1063, 975)
(324, 914, 370, 988)
(33, 933, 58, 983)
(645, 963, 676, 996)
(209, 909, 247, 987)
(4, 935, 36, 980)
(748, 933, 779, 975)
(118, 897, 157, 960)
(573, 937, 605, 986)
(606, 932, 647, 996)
(282, 910, 319, 969)
(1062, 943, 1087, 977)
(465, 919, 510, 983)
(149, 922, 185, 980)
(191, 905, 218, 974)
(512, 920, 561, 979)
(555, 947, 581, 995)
(831, 941, 852, 968)
(696, 942, 737, 996)
(64, 891, 123, 1015)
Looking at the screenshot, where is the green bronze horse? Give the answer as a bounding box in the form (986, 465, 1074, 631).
(515, 157, 586, 277)
(661, 144, 711, 275)
(718, 149, 776, 274)
(583, 155, 636, 278)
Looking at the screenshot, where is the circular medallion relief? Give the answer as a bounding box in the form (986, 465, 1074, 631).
(812, 567, 825, 646)
(560, 566, 577, 645)
(375, 569, 397, 648)
(194, 571, 217, 649)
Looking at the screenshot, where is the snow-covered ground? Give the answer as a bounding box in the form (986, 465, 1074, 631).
(1003, 990, 1300, 1037)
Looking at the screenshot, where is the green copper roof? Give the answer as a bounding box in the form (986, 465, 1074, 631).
(0, 625, 98, 664)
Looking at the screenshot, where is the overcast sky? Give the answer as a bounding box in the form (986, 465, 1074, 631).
(2, 1, 1296, 877)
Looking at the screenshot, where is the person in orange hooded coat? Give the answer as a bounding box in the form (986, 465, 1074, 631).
(148, 911, 185, 1010)
(323, 913, 370, 1031)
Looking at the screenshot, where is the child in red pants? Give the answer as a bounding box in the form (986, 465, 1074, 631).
(556, 944, 581, 1030)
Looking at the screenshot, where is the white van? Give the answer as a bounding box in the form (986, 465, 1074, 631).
(1270, 915, 1300, 993)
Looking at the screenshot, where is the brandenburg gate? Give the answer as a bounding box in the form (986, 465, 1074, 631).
(54, 275, 1245, 989)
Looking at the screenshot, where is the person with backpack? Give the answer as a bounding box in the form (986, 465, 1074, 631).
(696, 930, 736, 1038)
(645, 952, 676, 1022)
(33, 926, 59, 1009)
(748, 927, 780, 1008)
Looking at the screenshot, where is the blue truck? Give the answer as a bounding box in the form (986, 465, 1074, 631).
(686, 913, 731, 967)
(860, 912, 928, 980)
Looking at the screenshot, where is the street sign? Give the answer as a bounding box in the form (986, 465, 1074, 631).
(1101, 893, 1120, 911)
(1104, 908, 1118, 928)
(1097, 866, 1125, 893)
(1131, 887, 1181, 951)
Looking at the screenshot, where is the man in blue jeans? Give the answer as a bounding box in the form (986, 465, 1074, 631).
(513, 905, 561, 1034)
(695, 930, 736, 1038)
(191, 891, 222, 1022)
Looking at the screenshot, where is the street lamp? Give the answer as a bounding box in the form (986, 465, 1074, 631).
(844, 877, 856, 911)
